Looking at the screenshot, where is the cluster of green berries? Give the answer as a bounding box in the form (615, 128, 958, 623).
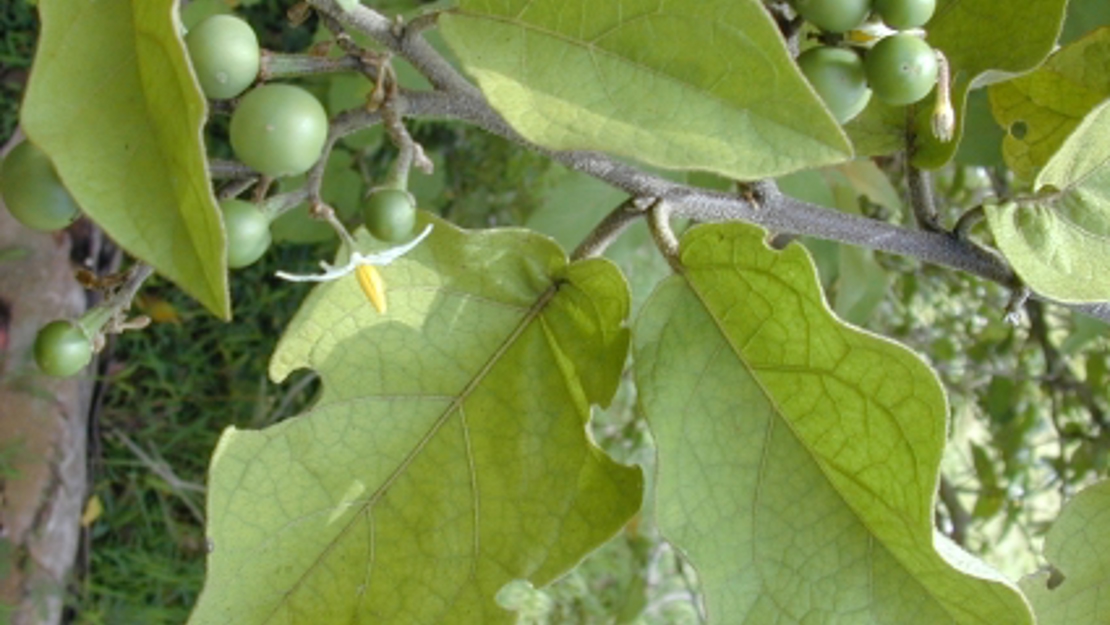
(0, 137, 90, 376)
(791, 0, 940, 123)
(186, 14, 418, 268)
(0, 13, 418, 377)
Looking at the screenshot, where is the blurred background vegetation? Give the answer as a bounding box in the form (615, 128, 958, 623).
(2, 0, 1109, 623)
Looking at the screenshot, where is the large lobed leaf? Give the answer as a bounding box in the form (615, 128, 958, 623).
(847, 0, 1067, 169)
(189, 217, 642, 624)
(1020, 480, 1110, 625)
(634, 223, 1032, 624)
(989, 27, 1110, 182)
(986, 98, 1110, 304)
(439, 0, 852, 180)
(21, 0, 229, 317)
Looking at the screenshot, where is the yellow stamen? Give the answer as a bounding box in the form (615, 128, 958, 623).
(356, 264, 387, 313)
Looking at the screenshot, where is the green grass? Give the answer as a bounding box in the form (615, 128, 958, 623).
(0, 0, 37, 145)
(72, 244, 324, 624)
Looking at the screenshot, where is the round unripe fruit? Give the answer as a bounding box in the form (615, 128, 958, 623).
(362, 189, 416, 242)
(220, 199, 272, 268)
(865, 34, 938, 106)
(874, 0, 936, 30)
(185, 15, 260, 100)
(229, 84, 328, 177)
(791, 0, 872, 33)
(797, 46, 872, 124)
(34, 320, 93, 378)
(0, 141, 81, 231)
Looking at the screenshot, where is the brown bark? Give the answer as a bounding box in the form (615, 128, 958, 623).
(0, 132, 90, 625)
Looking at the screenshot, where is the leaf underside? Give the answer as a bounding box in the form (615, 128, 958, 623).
(986, 99, 1110, 304)
(21, 0, 229, 317)
(440, 0, 852, 180)
(1020, 480, 1110, 625)
(633, 223, 1032, 624)
(189, 217, 642, 624)
(989, 27, 1110, 182)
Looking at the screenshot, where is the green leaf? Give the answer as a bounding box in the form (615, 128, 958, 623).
(955, 89, 1006, 167)
(20, 0, 230, 318)
(985, 99, 1110, 303)
(524, 165, 670, 313)
(1060, 314, 1109, 355)
(834, 245, 890, 326)
(633, 223, 1032, 624)
(989, 28, 1110, 181)
(848, 0, 1067, 169)
(1020, 480, 1110, 624)
(776, 164, 894, 325)
(439, 0, 852, 180)
(1060, 0, 1110, 45)
(190, 217, 642, 624)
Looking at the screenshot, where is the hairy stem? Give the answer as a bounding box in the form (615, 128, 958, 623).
(571, 197, 655, 261)
(298, 0, 1110, 324)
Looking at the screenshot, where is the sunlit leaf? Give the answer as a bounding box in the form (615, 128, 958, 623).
(21, 0, 229, 318)
(440, 0, 852, 180)
(190, 217, 642, 624)
(1020, 480, 1110, 624)
(634, 222, 1032, 624)
(985, 99, 1110, 303)
(989, 28, 1110, 181)
(955, 89, 1006, 167)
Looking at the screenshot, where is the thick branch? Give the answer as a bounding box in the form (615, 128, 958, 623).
(308, 0, 479, 97)
(306, 1, 1110, 324)
(399, 92, 1019, 287)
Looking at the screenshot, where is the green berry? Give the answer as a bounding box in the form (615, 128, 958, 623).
(230, 84, 328, 178)
(865, 34, 938, 106)
(874, 0, 936, 30)
(34, 320, 93, 378)
(0, 141, 81, 232)
(220, 199, 272, 268)
(362, 189, 416, 242)
(185, 15, 261, 100)
(797, 46, 872, 124)
(792, 0, 873, 33)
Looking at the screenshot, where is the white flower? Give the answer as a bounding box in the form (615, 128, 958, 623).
(275, 224, 433, 283)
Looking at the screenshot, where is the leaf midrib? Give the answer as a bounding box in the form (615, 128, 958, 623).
(450, 8, 839, 147)
(681, 266, 964, 625)
(264, 282, 561, 623)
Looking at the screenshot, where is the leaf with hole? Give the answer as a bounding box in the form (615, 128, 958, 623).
(1019, 480, 1110, 624)
(846, 0, 1067, 169)
(985, 99, 1110, 303)
(989, 27, 1110, 182)
(189, 217, 642, 624)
